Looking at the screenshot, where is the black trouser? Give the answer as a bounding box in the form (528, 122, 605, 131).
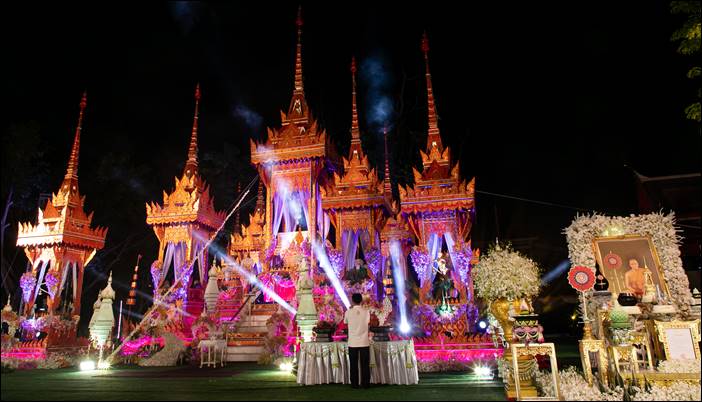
(348, 346, 370, 388)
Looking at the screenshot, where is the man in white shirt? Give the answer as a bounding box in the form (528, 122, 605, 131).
(344, 293, 370, 388)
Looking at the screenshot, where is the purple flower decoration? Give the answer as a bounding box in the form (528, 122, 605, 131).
(452, 247, 473, 284)
(410, 249, 431, 282)
(412, 303, 470, 325)
(44, 272, 59, 299)
(20, 272, 37, 302)
(365, 248, 382, 278)
(326, 248, 345, 278)
(150, 262, 161, 293)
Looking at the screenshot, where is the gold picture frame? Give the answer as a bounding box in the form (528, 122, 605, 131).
(511, 343, 561, 401)
(592, 234, 670, 298)
(654, 320, 701, 361)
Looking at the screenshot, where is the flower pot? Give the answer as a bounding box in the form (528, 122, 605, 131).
(490, 298, 517, 344)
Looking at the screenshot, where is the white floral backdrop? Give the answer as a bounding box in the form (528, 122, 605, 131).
(564, 212, 692, 318)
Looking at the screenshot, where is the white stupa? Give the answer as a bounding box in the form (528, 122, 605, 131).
(295, 258, 317, 342)
(89, 271, 116, 347)
(204, 263, 220, 313)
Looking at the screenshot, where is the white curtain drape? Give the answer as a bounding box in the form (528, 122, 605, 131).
(33, 260, 50, 305)
(426, 233, 442, 283)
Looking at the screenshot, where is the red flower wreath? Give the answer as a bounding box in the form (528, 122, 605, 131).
(568, 266, 595, 292)
(604, 252, 622, 270)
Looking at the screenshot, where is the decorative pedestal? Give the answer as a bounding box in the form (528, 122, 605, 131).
(297, 315, 317, 344)
(608, 345, 638, 384)
(509, 343, 561, 400)
(503, 354, 538, 399)
(579, 339, 608, 387)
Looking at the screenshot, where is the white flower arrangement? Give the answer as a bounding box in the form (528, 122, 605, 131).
(535, 366, 702, 401)
(657, 358, 701, 373)
(371, 297, 393, 326)
(565, 212, 692, 318)
(471, 244, 541, 301)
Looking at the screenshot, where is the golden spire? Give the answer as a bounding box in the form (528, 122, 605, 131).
(63, 90, 87, 190)
(126, 254, 140, 307)
(234, 181, 241, 231)
(184, 83, 201, 177)
(349, 56, 363, 161)
(383, 126, 392, 200)
(421, 32, 442, 153)
(286, 6, 308, 122)
(294, 6, 304, 95)
(255, 177, 265, 215)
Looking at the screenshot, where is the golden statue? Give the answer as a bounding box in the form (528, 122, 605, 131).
(623, 258, 645, 297)
(624, 257, 655, 301)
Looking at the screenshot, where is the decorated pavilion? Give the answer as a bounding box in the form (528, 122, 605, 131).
(399, 33, 478, 340)
(248, 8, 338, 280)
(320, 58, 391, 300)
(16, 92, 107, 319)
(145, 84, 226, 327)
(14, 92, 106, 354)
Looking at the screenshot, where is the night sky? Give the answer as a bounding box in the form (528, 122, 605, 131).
(3, 2, 700, 331)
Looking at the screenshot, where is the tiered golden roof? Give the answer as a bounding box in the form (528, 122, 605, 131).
(399, 33, 475, 218)
(250, 8, 334, 167)
(322, 58, 386, 212)
(145, 85, 225, 242)
(17, 91, 107, 253)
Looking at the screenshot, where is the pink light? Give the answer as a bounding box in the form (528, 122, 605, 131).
(120, 336, 165, 356)
(414, 342, 496, 348)
(415, 348, 503, 363)
(1, 351, 46, 360)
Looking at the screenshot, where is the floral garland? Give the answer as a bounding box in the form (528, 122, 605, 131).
(452, 247, 473, 284)
(471, 244, 541, 301)
(20, 272, 36, 302)
(300, 239, 312, 259)
(264, 238, 278, 264)
(343, 279, 374, 296)
(410, 248, 432, 283)
(174, 262, 193, 301)
(150, 262, 161, 293)
(44, 272, 59, 299)
(318, 302, 343, 324)
(368, 297, 393, 326)
(365, 248, 382, 279)
(326, 248, 345, 278)
(565, 213, 692, 317)
(20, 315, 76, 334)
(412, 303, 469, 326)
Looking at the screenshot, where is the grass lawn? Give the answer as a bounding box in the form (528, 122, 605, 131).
(1, 363, 506, 401)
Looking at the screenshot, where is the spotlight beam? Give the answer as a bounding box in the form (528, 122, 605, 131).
(390, 240, 410, 333)
(105, 176, 258, 364)
(195, 233, 296, 315)
(312, 241, 350, 309)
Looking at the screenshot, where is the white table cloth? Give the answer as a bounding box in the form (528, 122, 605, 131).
(296, 340, 419, 385)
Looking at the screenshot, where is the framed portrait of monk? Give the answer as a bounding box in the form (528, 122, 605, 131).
(592, 235, 670, 300)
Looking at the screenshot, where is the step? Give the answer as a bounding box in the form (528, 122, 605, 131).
(237, 327, 268, 334)
(226, 353, 262, 362)
(240, 316, 270, 324)
(227, 345, 264, 354)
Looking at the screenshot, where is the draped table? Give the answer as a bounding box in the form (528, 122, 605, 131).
(296, 340, 419, 385)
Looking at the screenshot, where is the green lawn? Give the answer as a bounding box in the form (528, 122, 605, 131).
(1, 363, 506, 401)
